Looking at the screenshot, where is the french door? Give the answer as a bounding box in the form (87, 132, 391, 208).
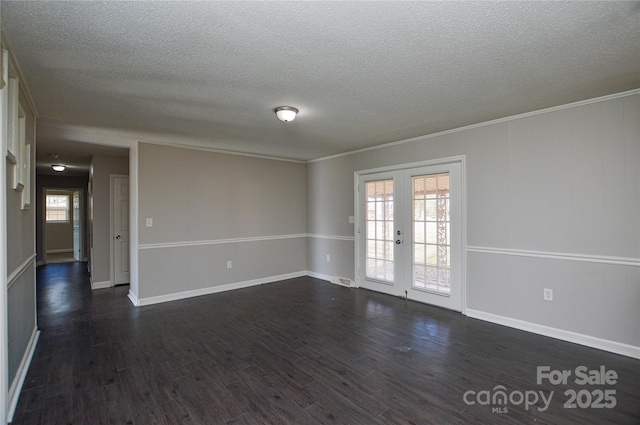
(356, 161, 463, 311)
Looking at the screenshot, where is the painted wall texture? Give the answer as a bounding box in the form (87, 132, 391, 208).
(306, 93, 640, 349)
(135, 143, 307, 300)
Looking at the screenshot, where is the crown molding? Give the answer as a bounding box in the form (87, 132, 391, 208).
(309, 88, 640, 163)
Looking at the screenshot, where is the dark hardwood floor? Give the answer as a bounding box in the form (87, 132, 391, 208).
(12, 262, 639, 424)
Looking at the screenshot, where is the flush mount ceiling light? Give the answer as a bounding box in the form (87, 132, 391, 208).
(274, 106, 298, 122)
(52, 165, 66, 172)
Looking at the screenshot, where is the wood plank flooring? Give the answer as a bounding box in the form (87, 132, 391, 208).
(12, 262, 640, 424)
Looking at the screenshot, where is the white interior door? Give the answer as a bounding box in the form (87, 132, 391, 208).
(72, 191, 82, 261)
(112, 176, 130, 285)
(357, 161, 463, 311)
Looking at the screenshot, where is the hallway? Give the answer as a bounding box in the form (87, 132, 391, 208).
(11, 263, 640, 424)
(13, 262, 133, 423)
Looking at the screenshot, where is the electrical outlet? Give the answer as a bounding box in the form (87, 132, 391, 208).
(227, 261, 232, 269)
(543, 288, 553, 301)
(348, 216, 355, 224)
(326, 255, 331, 262)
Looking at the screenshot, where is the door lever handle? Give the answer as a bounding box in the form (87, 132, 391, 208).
(395, 239, 402, 244)
(116, 235, 121, 240)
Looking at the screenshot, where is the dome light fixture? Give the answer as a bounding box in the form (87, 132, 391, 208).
(52, 165, 66, 172)
(274, 106, 298, 122)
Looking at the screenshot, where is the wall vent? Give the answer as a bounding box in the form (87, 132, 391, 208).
(332, 276, 353, 287)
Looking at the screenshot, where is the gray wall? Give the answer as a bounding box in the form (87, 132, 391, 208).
(46, 220, 73, 252)
(90, 154, 129, 285)
(6, 87, 37, 387)
(307, 93, 640, 348)
(35, 175, 89, 263)
(136, 143, 307, 300)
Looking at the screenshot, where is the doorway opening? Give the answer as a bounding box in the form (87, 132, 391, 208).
(43, 188, 85, 264)
(355, 157, 466, 312)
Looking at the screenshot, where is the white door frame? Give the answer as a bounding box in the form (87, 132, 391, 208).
(110, 174, 130, 286)
(0, 46, 9, 425)
(72, 190, 84, 261)
(42, 187, 84, 264)
(354, 155, 467, 314)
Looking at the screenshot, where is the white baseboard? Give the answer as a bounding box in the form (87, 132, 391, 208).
(465, 309, 640, 359)
(306, 271, 332, 282)
(127, 290, 139, 307)
(132, 271, 307, 307)
(46, 249, 73, 254)
(7, 328, 40, 423)
(90, 279, 112, 290)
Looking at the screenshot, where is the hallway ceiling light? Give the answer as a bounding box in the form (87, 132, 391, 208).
(274, 106, 298, 122)
(52, 165, 66, 172)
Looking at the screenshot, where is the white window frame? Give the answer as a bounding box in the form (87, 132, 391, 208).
(46, 194, 71, 223)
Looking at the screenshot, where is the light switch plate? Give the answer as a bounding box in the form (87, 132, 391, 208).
(348, 216, 355, 224)
(146, 218, 153, 227)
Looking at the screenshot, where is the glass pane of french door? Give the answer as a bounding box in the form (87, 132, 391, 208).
(365, 179, 395, 282)
(412, 173, 451, 295)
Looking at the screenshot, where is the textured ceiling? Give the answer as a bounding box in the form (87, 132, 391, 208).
(2, 1, 639, 169)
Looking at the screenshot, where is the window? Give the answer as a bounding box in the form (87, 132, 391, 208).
(46, 194, 70, 222)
